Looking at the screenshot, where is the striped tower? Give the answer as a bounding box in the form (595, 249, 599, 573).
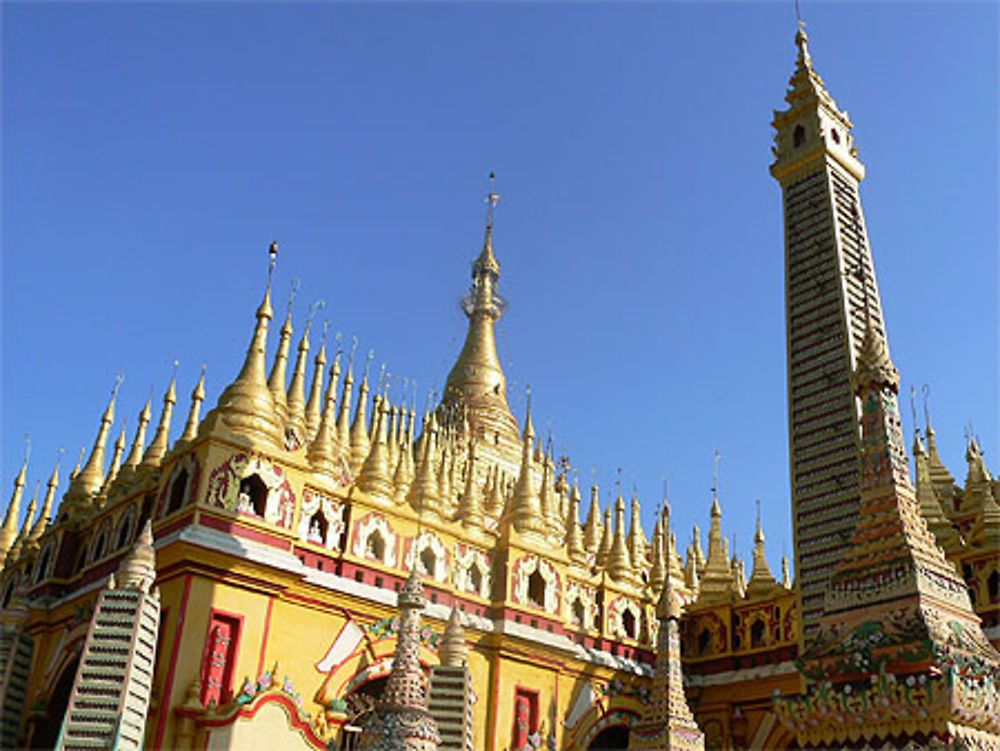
(55, 520, 160, 751)
(770, 25, 889, 639)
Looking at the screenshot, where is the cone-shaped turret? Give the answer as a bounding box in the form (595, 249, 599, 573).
(597, 507, 613, 569)
(745, 509, 778, 599)
(123, 396, 153, 475)
(455, 442, 485, 531)
(100, 422, 128, 499)
(629, 567, 705, 750)
(201, 246, 283, 449)
(959, 437, 994, 517)
(584, 484, 602, 553)
(140, 369, 178, 470)
(8, 481, 40, 563)
(360, 571, 441, 751)
(607, 493, 634, 583)
(116, 519, 157, 593)
(285, 318, 312, 446)
(912, 429, 961, 552)
(565, 479, 587, 564)
(305, 331, 328, 441)
(407, 415, 440, 516)
(628, 494, 647, 571)
(392, 404, 416, 503)
(357, 397, 394, 499)
(0, 450, 30, 562)
(349, 358, 372, 473)
(438, 607, 469, 668)
(176, 366, 207, 448)
(28, 457, 61, 545)
(649, 518, 667, 592)
(440, 176, 520, 461)
(308, 351, 342, 477)
(507, 402, 545, 537)
(267, 290, 296, 425)
(69, 447, 84, 481)
(335, 358, 355, 460)
(63, 379, 120, 521)
(695, 495, 733, 603)
(924, 412, 958, 504)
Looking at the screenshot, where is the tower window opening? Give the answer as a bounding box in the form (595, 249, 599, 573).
(307, 511, 328, 545)
(527, 570, 545, 608)
(35, 544, 53, 584)
(751, 619, 766, 649)
(91, 529, 109, 562)
(366, 531, 386, 562)
(419, 547, 436, 577)
(167, 468, 189, 515)
(831, 128, 841, 144)
(114, 511, 134, 550)
(985, 569, 999, 603)
(622, 609, 637, 640)
(793, 124, 806, 147)
(469, 564, 482, 594)
(237, 474, 268, 517)
(697, 627, 712, 656)
(572, 598, 586, 627)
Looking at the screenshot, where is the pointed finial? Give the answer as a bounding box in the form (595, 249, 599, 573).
(306, 298, 324, 331)
(349, 335, 359, 368)
(485, 171, 500, 233)
(712, 449, 721, 498)
(267, 241, 279, 290)
(910, 385, 919, 437)
(922, 384, 932, 429)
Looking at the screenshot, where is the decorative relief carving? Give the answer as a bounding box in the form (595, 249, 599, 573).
(404, 530, 448, 582)
(452, 544, 491, 598)
(606, 595, 641, 641)
(351, 512, 397, 568)
(206, 453, 295, 529)
(565, 580, 599, 630)
(298, 488, 345, 551)
(512, 555, 561, 614)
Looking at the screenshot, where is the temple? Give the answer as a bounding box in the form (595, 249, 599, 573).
(0, 22, 997, 751)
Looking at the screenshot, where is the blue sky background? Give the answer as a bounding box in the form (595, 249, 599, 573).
(2, 2, 997, 571)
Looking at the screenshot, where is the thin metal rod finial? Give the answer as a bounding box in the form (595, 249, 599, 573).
(267, 241, 279, 291)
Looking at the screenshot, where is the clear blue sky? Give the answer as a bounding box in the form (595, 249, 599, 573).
(3, 2, 997, 570)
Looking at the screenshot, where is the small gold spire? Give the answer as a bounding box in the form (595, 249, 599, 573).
(627, 491, 647, 570)
(64, 374, 122, 518)
(584, 482, 602, 553)
(28, 451, 62, 545)
(484, 465, 504, 519)
(267, 279, 298, 423)
(649, 518, 666, 592)
(100, 419, 128, 498)
(308, 347, 342, 476)
(781, 555, 792, 589)
(8, 480, 40, 563)
(201, 244, 282, 449)
(285, 309, 313, 446)
(357, 397, 393, 499)
(508, 391, 545, 536)
(123, 394, 153, 474)
(606, 492, 633, 583)
(392, 398, 416, 503)
(0, 438, 30, 562)
(406, 413, 440, 516)
(597, 507, 613, 568)
(455, 441, 485, 530)
(335, 339, 356, 460)
(69, 446, 84, 481)
(305, 319, 330, 441)
(697, 486, 734, 604)
(745, 501, 778, 598)
(141, 364, 179, 470)
(538, 446, 559, 538)
(565, 478, 587, 565)
(177, 365, 207, 447)
(348, 350, 373, 473)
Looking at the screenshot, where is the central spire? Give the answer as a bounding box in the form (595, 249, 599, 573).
(440, 173, 520, 458)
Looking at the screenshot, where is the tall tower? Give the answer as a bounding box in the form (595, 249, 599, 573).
(56, 520, 160, 751)
(770, 25, 889, 638)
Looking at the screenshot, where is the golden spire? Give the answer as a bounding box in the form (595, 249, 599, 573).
(627, 491, 647, 571)
(0, 438, 31, 561)
(437, 442, 453, 508)
(308, 347, 342, 477)
(335, 339, 356, 458)
(8, 480, 40, 563)
(387, 404, 401, 471)
(441, 173, 520, 454)
(287, 300, 321, 446)
(305, 320, 329, 441)
(911, 419, 961, 552)
(455, 441, 485, 530)
(691, 523, 705, 575)
(607, 491, 633, 583)
(267, 279, 298, 424)
(485, 465, 504, 519)
(63, 374, 122, 517)
(697, 479, 734, 603)
(141, 364, 179, 470)
(584, 482, 602, 553)
(122, 393, 153, 475)
(508, 391, 545, 536)
(407, 413, 440, 516)
(348, 350, 373, 473)
(781, 555, 792, 589)
(357, 396, 393, 499)
(745, 501, 778, 598)
(28, 451, 62, 545)
(69, 446, 84, 481)
(538, 445, 559, 538)
(392, 396, 416, 503)
(649, 518, 666, 592)
(565, 478, 587, 564)
(922, 386, 957, 500)
(99, 419, 128, 498)
(596, 507, 613, 568)
(201, 242, 283, 449)
(176, 365, 207, 447)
